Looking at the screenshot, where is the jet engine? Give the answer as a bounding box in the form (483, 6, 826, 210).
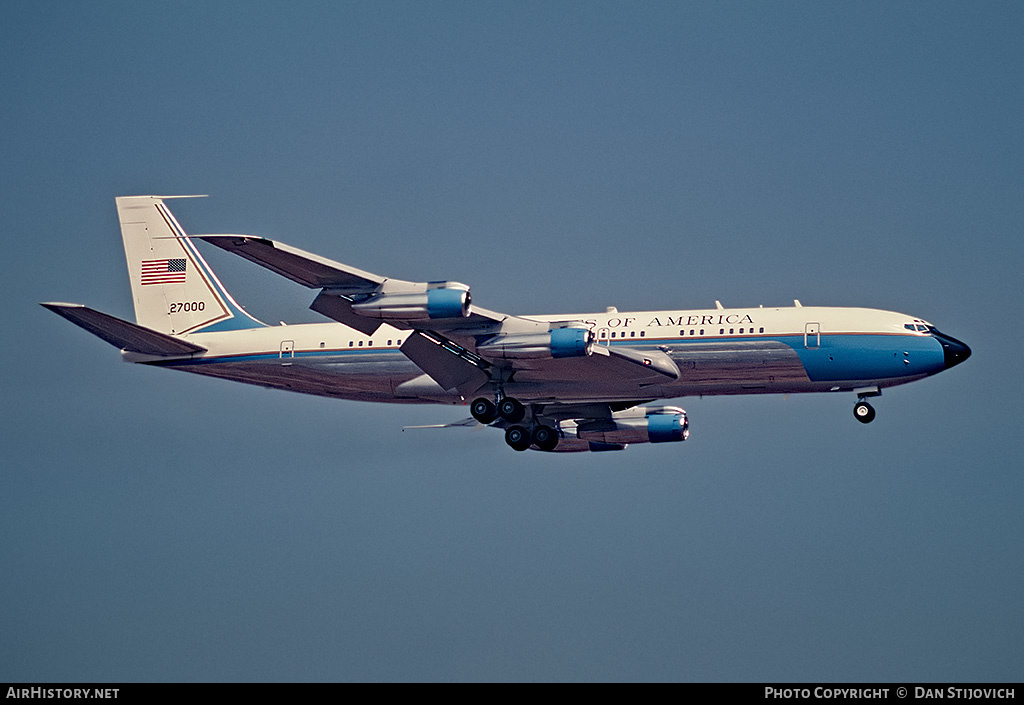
(476, 326, 594, 359)
(350, 282, 471, 320)
(574, 406, 689, 445)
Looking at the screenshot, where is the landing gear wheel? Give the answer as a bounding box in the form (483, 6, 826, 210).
(470, 398, 498, 424)
(532, 425, 559, 452)
(505, 425, 532, 451)
(854, 401, 876, 424)
(498, 397, 526, 423)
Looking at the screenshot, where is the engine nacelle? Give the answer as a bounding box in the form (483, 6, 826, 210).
(476, 327, 594, 359)
(575, 406, 689, 445)
(351, 282, 471, 320)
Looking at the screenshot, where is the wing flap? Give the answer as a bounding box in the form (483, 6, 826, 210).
(400, 331, 490, 396)
(309, 291, 383, 335)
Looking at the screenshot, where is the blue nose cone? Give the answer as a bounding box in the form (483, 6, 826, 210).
(933, 330, 971, 369)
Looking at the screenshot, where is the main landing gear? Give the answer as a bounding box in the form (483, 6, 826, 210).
(470, 398, 498, 424)
(470, 396, 524, 425)
(497, 398, 525, 423)
(504, 424, 559, 452)
(504, 426, 531, 451)
(472, 396, 559, 451)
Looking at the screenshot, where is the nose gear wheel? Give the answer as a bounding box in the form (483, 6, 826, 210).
(854, 401, 875, 424)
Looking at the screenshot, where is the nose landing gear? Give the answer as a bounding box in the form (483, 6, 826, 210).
(853, 401, 876, 424)
(852, 387, 880, 424)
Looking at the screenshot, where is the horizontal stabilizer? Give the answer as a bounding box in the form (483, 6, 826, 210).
(41, 303, 207, 356)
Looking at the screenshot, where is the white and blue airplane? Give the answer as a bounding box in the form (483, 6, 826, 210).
(44, 196, 971, 452)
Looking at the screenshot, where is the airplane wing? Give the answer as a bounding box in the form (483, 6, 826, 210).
(196, 235, 384, 290)
(197, 234, 678, 395)
(198, 235, 508, 333)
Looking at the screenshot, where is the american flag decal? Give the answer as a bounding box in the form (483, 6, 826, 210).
(141, 258, 187, 285)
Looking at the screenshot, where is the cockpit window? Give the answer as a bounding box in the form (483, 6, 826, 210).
(916, 324, 929, 332)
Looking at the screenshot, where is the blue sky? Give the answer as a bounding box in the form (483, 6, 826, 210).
(2, 1, 1022, 681)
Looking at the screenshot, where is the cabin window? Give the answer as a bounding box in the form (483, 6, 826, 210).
(700, 329, 704, 335)
(320, 342, 325, 348)
(611, 332, 616, 338)
(739, 328, 744, 334)
(760, 327, 764, 333)
(348, 341, 353, 347)
(358, 341, 363, 347)
(640, 331, 645, 337)
(387, 339, 392, 345)
(397, 339, 402, 345)
(720, 329, 724, 335)
(630, 331, 635, 338)
(680, 330, 685, 336)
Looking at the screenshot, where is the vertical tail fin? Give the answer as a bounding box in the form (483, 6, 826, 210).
(116, 195, 264, 335)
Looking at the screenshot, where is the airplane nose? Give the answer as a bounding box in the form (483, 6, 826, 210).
(933, 330, 972, 369)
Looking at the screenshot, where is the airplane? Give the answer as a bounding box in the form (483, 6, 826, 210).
(43, 195, 972, 453)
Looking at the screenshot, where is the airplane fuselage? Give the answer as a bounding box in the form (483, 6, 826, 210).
(132, 304, 963, 406)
